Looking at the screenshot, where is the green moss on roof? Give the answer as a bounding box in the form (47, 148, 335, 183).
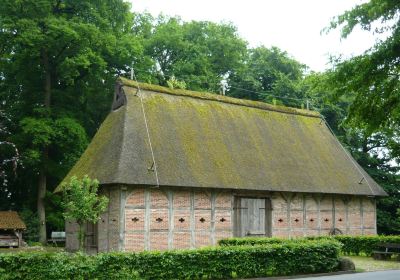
(118, 77, 321, 118)
(0, 211, 26, 230)
(57, 78, 386, 197)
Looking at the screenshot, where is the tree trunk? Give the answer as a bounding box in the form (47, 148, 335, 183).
(37, 161, 47, 244)
(38, 48, 51, 244)
(78, 222, 85, 252)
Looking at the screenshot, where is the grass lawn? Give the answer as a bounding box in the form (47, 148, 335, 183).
(348, 255, 400, 272)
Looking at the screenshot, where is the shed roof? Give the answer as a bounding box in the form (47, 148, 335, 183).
(57, 77, 386, 196)
(0, 211, 26, 230)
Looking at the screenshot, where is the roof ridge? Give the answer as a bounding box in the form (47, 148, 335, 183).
(118, 77, 321, 118)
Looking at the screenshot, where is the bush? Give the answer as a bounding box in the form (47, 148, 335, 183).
(219, 237, 300, 246)
(0, 252, 140, 280)
(328, 235, 400, 256)
(220, 235, 400, 256)
(19, 208, 40, 243)
(0, 240, 341, 280)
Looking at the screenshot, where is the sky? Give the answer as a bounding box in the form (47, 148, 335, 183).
(130, 0, 384, 72)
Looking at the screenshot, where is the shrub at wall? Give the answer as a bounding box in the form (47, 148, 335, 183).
(0, 240, 341, 280)
(329, 235, 400, 256)
(219, 235, 400, 256)
(219, 237, 299, 246)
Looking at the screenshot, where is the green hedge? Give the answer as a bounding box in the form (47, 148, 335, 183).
(219, 235, 400, 256)
(219, 237, 300, 246)
(322, 235, 400, 256)
(0, 240, 341, 280)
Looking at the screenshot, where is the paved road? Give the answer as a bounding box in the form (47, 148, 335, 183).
(295, 270, 400, 280)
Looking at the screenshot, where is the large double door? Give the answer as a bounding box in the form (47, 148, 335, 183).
(234, 197, 272, 237)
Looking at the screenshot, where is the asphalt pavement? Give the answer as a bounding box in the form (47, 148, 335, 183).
(294, 270, 400, 280)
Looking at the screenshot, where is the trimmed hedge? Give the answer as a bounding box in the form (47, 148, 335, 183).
(219, 235, 400, 256)
(322, 235, 400, 256)
(0, 240, 341, 280)
(219, 237, 298, 246)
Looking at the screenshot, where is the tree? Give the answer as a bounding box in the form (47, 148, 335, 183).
(325, 0, 400, 233)
(345, 129, 400, 234)
(228, 46, 307, 107)
(327, 0, 400, 133)
(144, 16, 248, 92)
(303, 71, 400, 234)
(61, 175, 108, 251)
(0, 0, 145, 243)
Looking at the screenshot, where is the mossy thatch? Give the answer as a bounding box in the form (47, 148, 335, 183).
(118, 77, 321, 118)
(56, 78, 386, 196)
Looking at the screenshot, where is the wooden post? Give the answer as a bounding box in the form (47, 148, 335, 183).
(168, 190, 174, 249)
(343, 196, 350, 235)
(303, 194, 307, 236)
(332, 196, 336, 230)
(265, 198, 272, 237)
(190, 191, 195, 248)
(16, 230, 22, 248)
(210, 192, 216, 245)
(119, 186, 127, 251)
(233, 196, 241, 237)
(360, 197, 364, 235)
(144, 189, 150, 250)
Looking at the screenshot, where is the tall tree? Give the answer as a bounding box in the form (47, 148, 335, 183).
(228, 46, 307, 107)
(0, 0, 145, 243)
(327, 0, 400, 133)
(144, 16, 248, 92)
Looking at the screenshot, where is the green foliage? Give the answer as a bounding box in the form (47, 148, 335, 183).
(61, 176, 109, 225)
(327, 0, 400, 132)
(166, 76, 187, 89)
(61, 175, 108, 250)
(0, 252, 139, 280)
(144, 16, 247, 91)
(331, 235, 400, 256)
(219, 237, 289, 246)
(19, 208, 40, 243)
(323, 3, 400, 233)
(0, 0, 144, 238)
(45, 191, 65, 232)
(347, 131, 400, 235)
(228, 46, 307, 107)
(1, 0, 398, 242)
(302, 70, 400, 234)
(0, 240, 341, 280)
(220, 235, 400, 257)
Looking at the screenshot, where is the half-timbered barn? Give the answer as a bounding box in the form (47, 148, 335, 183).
(59, 77, 386, 253)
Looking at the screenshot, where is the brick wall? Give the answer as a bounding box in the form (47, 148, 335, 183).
(124, 187, 232, 251)
(271, 193, 376, 238)
(86, 185, 377, 252)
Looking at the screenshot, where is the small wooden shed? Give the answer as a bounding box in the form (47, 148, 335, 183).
(0, 211, 26, 247)
(59, 77, 387, 253)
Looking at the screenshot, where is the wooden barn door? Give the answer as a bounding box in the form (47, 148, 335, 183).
(85, 222, 98, 254)
(234, 197, 272, 237)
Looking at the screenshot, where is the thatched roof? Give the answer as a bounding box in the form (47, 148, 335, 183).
(57, 77, 386, 196)
(0, 211, 26, 230)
